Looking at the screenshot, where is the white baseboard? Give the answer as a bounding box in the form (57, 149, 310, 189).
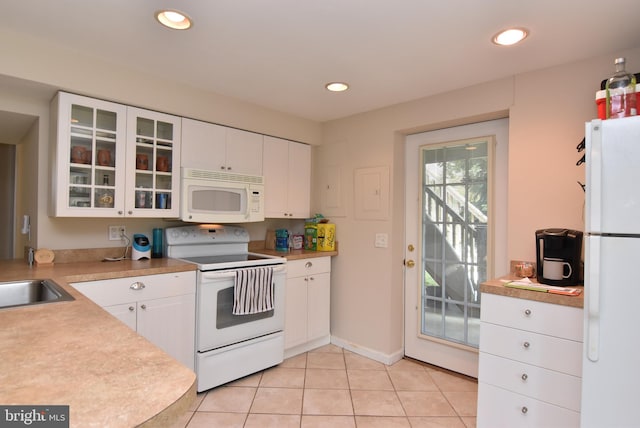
(284, 335, 331, 359)
(330, 335, 404, 366)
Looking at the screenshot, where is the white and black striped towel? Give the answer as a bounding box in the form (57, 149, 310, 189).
(232, 267, 274, 315)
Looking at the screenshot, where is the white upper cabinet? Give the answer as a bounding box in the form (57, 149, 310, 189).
(125, 107, 181, 218)
(181, 118, 263, 176)
(50, 92, 128, 217)
(50, 92, 181, 218)
(263, 136, 311, 218)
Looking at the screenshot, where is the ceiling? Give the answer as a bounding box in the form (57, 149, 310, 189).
(1, 0, 639, 123)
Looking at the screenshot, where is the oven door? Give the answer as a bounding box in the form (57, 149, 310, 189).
(196, 265, 286, 352)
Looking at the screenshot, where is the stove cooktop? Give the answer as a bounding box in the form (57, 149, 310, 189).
(179, 252, 286, 271)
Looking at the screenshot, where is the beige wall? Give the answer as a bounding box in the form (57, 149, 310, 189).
(318, 47, 640, 359)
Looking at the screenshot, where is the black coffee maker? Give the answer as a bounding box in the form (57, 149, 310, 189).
(535, 228, 583, 286)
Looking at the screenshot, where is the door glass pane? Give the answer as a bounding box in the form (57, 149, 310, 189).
(420, 140, 488, 348)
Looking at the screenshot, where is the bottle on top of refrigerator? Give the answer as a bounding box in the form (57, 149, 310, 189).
(606, 57, 637, 119)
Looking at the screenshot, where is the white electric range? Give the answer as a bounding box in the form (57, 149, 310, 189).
(165, 224, 286, 392)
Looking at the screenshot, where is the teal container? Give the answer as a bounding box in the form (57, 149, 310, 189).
(275, 229, 289, 252)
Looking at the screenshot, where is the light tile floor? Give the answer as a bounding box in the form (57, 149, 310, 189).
(173, 344, 477, 428)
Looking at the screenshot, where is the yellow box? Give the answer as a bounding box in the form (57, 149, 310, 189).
(316, 223, 336, 251)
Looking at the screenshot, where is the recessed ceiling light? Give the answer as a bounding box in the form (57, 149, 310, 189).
(325, 82, 349, 92)
(492, 28, 528, 46)
(155, 9, 192, 30)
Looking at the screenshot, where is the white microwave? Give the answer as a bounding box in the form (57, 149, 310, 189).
(181, 168, 265, 223)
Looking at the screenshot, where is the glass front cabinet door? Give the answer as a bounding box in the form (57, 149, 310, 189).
(124, 107, 181, 218)
(50, 92, 127, 217)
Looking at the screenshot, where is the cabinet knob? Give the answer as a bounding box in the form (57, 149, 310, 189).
(304, 278, 308, 282)
(521, 406, 528, 414)
(523, 341, 531, 349)
(524, 309, 532, 316)
(140, 304, 147, 310)
(309, 276, 315, 281)
(128, 306, 135, 312)
(305, 261, 313, 268)
(130, 281, 146, 290)
(521, 373, 528, 381)
(118, 210, 123, 215)
(128, 210, 133, 215)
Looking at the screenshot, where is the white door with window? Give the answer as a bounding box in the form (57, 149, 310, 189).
(404, 119, 508, 377)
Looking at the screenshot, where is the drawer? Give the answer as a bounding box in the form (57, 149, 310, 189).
(71, 271, 195, 306)
(481, 293, 583, 341)
(479, 352, 581, 411)
(480, 322, 582, 377)
(286, 257, 331, 278)
(477, 382, 580, 428)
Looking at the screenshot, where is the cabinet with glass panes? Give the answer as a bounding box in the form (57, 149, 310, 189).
(50, 92, 127, 217)
(124, 107, 181, 217)
(50, 92, 180, 218)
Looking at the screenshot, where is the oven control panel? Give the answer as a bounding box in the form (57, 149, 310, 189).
(165, 224, 249, 245)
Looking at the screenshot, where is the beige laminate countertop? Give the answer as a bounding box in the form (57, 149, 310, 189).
(480, 276, 584, 309)
(0, 258, 198, 427)
(252, 248, 338, 260)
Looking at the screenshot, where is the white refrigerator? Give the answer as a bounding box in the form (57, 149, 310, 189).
(582, 115, 640, 427)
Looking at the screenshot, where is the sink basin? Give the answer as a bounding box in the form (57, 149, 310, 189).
(0, 279, 75, 310)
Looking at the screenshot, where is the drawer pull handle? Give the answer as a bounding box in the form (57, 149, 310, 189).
(128, 306, 135, 312)
(130, 281, 145, 290)
(521, 373, 528, 381)
(523, 341, 530, 349)
(521, 406, 528, 414)
(524, 309, 531, 316)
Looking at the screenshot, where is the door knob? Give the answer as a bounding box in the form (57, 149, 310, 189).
(405, 259, 415, 268)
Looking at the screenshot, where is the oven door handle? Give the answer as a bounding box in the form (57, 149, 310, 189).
(201, 265, 286, 280)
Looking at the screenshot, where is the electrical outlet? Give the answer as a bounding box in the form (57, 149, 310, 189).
(109, 225, 125, 241)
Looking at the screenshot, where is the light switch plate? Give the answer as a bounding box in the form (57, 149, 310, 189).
(374, 233, 388, 248)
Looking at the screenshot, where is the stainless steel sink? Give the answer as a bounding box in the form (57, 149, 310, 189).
(0, 279, 75, 310)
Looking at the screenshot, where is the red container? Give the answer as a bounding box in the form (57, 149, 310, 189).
(596, 88, 640, 119)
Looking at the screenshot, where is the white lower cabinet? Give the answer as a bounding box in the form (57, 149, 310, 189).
(284, 257, 331, 357)
(71, 271, 196, 370)
(477, 293, 583, 428)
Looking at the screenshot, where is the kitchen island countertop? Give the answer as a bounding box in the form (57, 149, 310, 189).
(0, 258, 197, 427)
(480, 276, 584, 308)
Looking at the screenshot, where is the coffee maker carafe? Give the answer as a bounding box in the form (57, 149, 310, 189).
(535, 228, 583, 286)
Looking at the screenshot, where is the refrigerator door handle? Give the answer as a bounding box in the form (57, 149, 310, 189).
(587, 236, 601, 362)
(585, 121, 602, 232)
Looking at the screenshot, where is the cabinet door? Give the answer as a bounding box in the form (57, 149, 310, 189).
(125, 107, 181, 217)
(181, 118, 227, 171)
(226, 128, 263, 175)
(104, 302, 137, 331)
(284, 276, 309, 349)
(263, 136, 290, 217)
(287, 141, 311, 218)
(307, 272, 330, 341)
(137, 294, 195, 370)
(50, 92, 127, 217)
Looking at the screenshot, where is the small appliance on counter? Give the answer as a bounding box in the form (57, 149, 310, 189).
(132, 234, 151, 260)
(535, 228, 583, 286)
